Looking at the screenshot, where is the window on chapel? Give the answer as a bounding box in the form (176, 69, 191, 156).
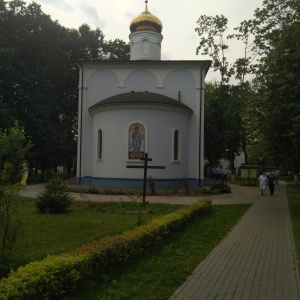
(142, 39, 149, 54)
(173, 129, 180, 162)
(98, 129, 103, 160)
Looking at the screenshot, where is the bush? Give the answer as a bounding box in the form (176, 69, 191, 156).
(36, 177, 74, 214)
(200, 187, 212, 194)
(87, 185, 100, 194)
(210, 181, 231, 193)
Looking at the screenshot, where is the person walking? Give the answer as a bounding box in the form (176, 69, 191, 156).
(223, 168, 229, 183)
(19, 163, 29, 190)
(267, 171, 277, 195)
(214, 166, 222, 181)
(258, 171, 268, 196)
(211, 167, 216, 180)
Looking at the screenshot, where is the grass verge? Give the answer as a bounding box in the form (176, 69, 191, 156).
(286, 182, 300, 270)
(7, 196, 182, 273)
(67, 204, 251, 300)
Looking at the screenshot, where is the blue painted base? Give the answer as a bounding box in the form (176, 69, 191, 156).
(77, 177, 204, 189)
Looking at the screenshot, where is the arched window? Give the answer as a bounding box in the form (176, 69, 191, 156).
(173, 129, 180, 162)
(98, 129, 103, 160)
(128, 123, 145, 159)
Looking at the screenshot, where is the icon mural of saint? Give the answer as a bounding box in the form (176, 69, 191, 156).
(129, 123, 145, 159)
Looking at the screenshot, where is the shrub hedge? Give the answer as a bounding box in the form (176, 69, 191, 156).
(0, 200, 212, 300)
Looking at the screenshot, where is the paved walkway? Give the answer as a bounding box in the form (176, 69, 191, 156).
(170, 181, 300, 300)
(19, 183, 258, 205)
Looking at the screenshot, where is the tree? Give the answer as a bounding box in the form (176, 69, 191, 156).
(222, 85, 243, 173)
(237, 82, 261, 165)
(0, 121, 32, 275)
(36, 176, 73, 214)
(198, 1, 300, 176)
(196, 14, 253, 173)
(0, 0, 76, 173)
(248, 0, 300, 174)
(0, 0, 130, 176)
(228, 19, 258, 84)
(255, 23, 300, 171)
(195, 14, 234, 84)
(204, 82, 226, 167)
(204, 83, 244, 173)
(103, 39, 130, 60)
(76, 24, 105, 60)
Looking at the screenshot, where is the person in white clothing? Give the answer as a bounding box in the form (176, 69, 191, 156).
(258, 171, 268, 196)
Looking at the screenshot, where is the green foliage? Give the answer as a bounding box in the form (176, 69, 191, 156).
(210, 180, 231, 193)
(103, 38, 130, 60)
(0, 122, 32, 276)
(200, 187, 213, 194)
(195, 15, 234, 84)
(147, 176, 155, 195)
(0, 255, 89, 300)
(254, 20, 300, 170)
(86, 185, 99, 194)
(0, 1, 130, 174)
(0, 201, 212, 299)
(204, 82, 226, 166)
(204, 83, 243, 170)
(36, 177, 73, 214)
(242, 0, 300, 171)
(0, 122, 32, 185)
(0, 185, 24, 276)
(198, 0, 300, 172)
(0, 162, 14, 186)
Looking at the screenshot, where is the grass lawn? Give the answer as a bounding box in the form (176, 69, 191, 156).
(8, 196, 182, 271)
(286, 182, 300, 270)
(66, 203, 251, 300)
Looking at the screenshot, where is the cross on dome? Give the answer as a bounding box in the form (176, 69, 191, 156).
(145, 0, 149, 12)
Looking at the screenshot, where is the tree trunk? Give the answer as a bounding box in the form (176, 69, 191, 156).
(230, 151, 235, 175)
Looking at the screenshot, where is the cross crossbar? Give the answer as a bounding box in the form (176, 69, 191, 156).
(127, 166, 165, 169)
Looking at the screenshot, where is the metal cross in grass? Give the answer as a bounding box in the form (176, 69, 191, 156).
(127, 153, 165, 206)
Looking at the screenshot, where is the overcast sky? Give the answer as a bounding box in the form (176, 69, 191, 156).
(32, 0, 264, 82)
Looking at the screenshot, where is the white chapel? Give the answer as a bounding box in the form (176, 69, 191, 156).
(75, 1, 211, 189)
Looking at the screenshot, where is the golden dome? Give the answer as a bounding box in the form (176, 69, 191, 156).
(130, 1, 162, 34)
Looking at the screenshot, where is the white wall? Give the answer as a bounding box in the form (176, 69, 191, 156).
(77, 61, 210, 187)
(91, 108, 189, 180)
